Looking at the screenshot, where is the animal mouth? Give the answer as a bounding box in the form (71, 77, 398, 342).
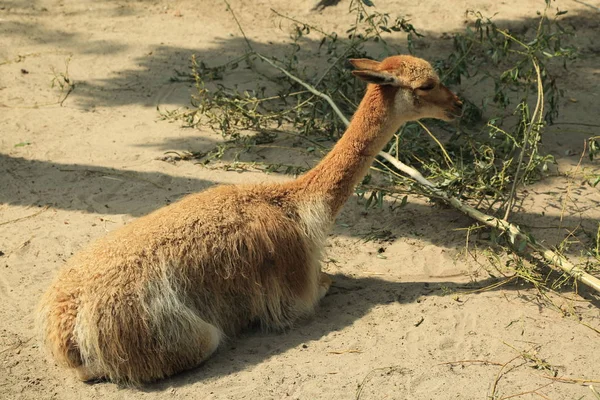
(445, 110, 463, 120)
(445, 101, 463, 120)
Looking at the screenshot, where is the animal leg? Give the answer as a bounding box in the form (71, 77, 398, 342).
(318, 272, 332, 300)
(75, 365, 103, 382)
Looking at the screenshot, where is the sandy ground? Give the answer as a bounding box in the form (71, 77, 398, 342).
(1, 0, 599, 399)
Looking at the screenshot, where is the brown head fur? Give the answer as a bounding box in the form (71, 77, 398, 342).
(350, 55, 462, 121)
(299, 55, 462, 215)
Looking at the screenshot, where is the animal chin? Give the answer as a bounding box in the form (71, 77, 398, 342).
(445, 109, 463, 121)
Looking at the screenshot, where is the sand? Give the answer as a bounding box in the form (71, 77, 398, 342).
(1, 0, 599, 399)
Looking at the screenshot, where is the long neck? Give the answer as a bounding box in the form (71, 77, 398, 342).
(295, 84, 406, 216)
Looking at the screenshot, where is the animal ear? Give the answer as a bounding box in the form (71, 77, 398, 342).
(348, 58, 381, 71)
(352, 70, 399, 86)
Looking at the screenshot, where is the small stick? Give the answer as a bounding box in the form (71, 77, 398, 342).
(552, 122, 600, 128)
(417, 120, 453, 168)
(503, 60, 543, 221)
(498, 381, 554, 400)
(253, 53, 350, 126)
(57, 168, 164, 189)
(0, 206, 50, 226)
(458, 277, 516, 295)
(0, 336, 33, 355)
(328, 349, 362, 354)
(540, 375, 600, 384)
(356, 365, 405, 400)
(223, 0, 254, 52)
(490, 355, 527, 399)
(437, 359, 504, 366)
(573, 0, 600, 12)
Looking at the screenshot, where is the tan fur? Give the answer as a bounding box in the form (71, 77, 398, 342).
(37, 55, 462, 384)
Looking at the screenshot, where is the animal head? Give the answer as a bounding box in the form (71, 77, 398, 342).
(350, 55, 462, 122)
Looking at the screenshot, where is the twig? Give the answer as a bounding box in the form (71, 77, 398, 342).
(328, 349, 362, 354)
(270, 9, 336, 39)
(356, 365, 406, 400)
(503, 59, 543, 221)
(437, 359, 504, 366)
(252, 53, 350, 126)
(0, 336, 33, 355)
(552, 122, 600, 128)
(57, 168, 164, 189)
(498, 381, 554, 400)
(417, 120, 453, 168)
(573, 0, 600, 12)
(377, 151, 439, 190)
(457, 277, 517, 295)
(0, 51, 72, 66)
(59, 84, 75, 106)
(0, 206, 50, 226)
(223, 0, 254, 52)
(578, 321, 600, 336)
(540, 375, 600, 384)
(490, 355, 526, 399)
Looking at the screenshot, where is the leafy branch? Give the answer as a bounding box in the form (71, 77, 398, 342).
(162, 1, 598, 293)
(254, 48, 600, 293)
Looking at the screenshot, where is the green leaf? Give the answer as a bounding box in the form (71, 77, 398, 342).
(319, 37, 326, 49)
(14, 141, 31, 147)
(399, 195, 408, 208)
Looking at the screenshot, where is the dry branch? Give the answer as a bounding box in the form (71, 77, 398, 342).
(254, 51, 600, 295)
(381, 151, 600, 294)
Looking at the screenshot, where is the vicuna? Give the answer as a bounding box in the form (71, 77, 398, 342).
(37, 55, 462, 384)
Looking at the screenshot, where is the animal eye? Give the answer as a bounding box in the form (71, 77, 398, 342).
(418, 82, 436, 91)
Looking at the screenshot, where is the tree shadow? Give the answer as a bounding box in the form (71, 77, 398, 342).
(69, 40, 294, 109)
(3, 3, 598, 162)
(0, 153, 217, 217)
(1, 0, 42, 14)
(1, 149, 597, 253)
(45, 11, 597, 173)
(1, 5, 132, 55)
(4, 1, 599, 114)
(125, 130, 599, 254)
(63, 12, 600, 100)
